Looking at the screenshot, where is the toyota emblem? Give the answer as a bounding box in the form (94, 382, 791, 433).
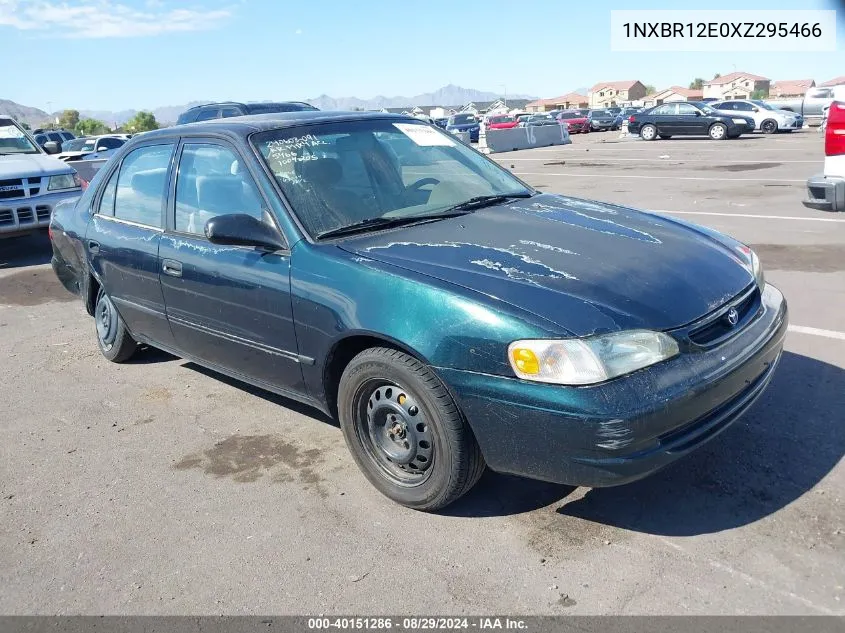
(726, 308, 739, 327)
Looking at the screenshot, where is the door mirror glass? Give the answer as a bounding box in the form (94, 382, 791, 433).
(43, 141, 61, 154)
(204, 213, 286, 251)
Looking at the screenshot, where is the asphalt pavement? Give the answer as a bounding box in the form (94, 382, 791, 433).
(1, 128, 842, 616)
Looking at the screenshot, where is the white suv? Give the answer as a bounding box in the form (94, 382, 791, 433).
(804, 101, 845, 212)
(710, 99, 803, 134)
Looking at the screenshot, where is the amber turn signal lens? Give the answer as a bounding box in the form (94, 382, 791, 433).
(510, 348, 540, 375)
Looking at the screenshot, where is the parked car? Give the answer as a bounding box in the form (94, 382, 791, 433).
(710, 99, 803, 134)
(445, 113, 480, 141)
(176, 101, 319, 125)
(49, 111, 786, 510)
(804, 100, 845, 211)
(554, 111, 590, 133)
(486, 114, 519, 130)
(33, 128, 75, 149)
(587, 109, 618, 131)
(766, 85, 845, 126)
(518, 114, 559, 127)
(606, 107, 623, 116)
(628, 102, 755, 140)
(0, 115, 83, 238)
(433, 118, 449, 129)
(56, 134, 128, 162)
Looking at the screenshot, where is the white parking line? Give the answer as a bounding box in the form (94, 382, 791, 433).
(513, 171, 805, 183)
(654, 210, 845, 223)
(788, 325, 845, 341)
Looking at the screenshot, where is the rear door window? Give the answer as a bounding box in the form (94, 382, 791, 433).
(194, 108, 221, 122)
(113, 144, 175, 227)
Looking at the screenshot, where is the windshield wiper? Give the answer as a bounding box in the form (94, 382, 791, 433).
(316, 211, 471, 240)
(446, 192, 534, 212)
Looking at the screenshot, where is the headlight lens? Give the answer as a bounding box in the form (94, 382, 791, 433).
(47, 172, 81, 191)
(737, 245, 765, 291)
(508, 331, 680, 385)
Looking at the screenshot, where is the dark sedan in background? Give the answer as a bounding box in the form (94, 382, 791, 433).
(445, 113, 480, 141)
(628, 102, 755, 140)
(587, 109, 618, 131)
(49, 111, 786, 511)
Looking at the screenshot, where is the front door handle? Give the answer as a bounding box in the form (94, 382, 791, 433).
(162, 259, 182, 278)
(88, 240, 100, 254)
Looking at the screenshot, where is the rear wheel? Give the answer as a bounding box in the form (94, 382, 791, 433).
(760, 119, 778, 134)
(709, 123, 728, 140)
(94, 287, 137, 362)
(640, 124, 657, 141)
(338, 347, 485, 511)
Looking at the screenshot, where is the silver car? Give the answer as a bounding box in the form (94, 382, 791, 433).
(710, 99, 803, 134)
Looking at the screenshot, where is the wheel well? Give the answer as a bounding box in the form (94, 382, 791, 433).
(85, 274, 100, 316)
(322, 335, 420, 419)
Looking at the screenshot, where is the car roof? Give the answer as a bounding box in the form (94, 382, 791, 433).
(185, 101, 314, 112)
(133, 111, 416, 142)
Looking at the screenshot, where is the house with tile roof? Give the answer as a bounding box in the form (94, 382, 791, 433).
(702, 72, 770, 100)
(643, 86, 703, 108)
(525, 93, 589, 113)
(820, 76, 845, 87)
(588, 81, 647, 108)
(770, 79, 815, 98)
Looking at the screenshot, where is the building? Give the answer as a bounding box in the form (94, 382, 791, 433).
(458, 99, 532, 116)
(702, 72, 770, 100)
(770, 79, 815, 98)
(642, 86, 703, 108)
(525, 93, 589, 113)
(588, 81, 647, 108)
(820, 76, 845, 87)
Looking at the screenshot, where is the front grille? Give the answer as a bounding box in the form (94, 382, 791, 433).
(16, 207, 34, 223)
(687, 285, 761, 347)
(35, 205, 51, 220)
(0, 209, 13, 225)
(0, 178, 25, 200)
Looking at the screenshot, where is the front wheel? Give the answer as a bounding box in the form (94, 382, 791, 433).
(709, 123, 728, 140)
(94, 286, 137, 362)
(760, 119, 778, 134)
(338, 347, 485, 511)
(640, 124, 657, 141)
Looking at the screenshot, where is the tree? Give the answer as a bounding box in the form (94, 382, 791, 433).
(58, 109, 80, 129)
(713, 73, 721, 79)
(689, 78, 705, 90)
(643, 84, 656, 95)
(76, 118, 109, 136)
(751, 88, 769, 100)
(124, 111, 159, 133)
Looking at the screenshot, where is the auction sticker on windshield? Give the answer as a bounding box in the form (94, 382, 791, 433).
(394, 123, 455, 146)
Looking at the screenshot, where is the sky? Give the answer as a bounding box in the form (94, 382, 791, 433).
(1, 0, 843, 112)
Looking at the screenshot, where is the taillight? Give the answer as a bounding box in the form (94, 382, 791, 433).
(825, 101, 845, 157)
(80, 178, 89, 191)
(48, 225, 53, 241)
(628, 115, 636, 123)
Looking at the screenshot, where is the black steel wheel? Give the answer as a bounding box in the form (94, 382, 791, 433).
(338, 347, 485, 511)
(94, 286, 137, 362)
(760, 119, 778, 134)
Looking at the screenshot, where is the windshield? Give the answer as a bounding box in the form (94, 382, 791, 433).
(752, 100, 775, 110)
(589, 110, 610, 116)
(62, 138, 96, 152)
(558, 112, 580, 119)
(531, 114, 552, 120)
(449, 114, 476, 125)
(0, 120, 40, 155)
(253, 119, 532, 237)
(489, 115, 514, 123)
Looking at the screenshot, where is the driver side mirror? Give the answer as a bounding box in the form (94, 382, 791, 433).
(43, 141, 61, 154)
(751, 107, 759, 112)
(204, 213, 286, 251)
(694, 111, 702, 116)
(96, 145, 108, 152)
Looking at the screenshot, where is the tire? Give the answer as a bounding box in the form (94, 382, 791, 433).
(709, 123, 728, 140)
(658, 134, 672, 139)
(337, 347, 485, 511)
(760, 119, 778, 134)
(640, 124, 657, 141)
(94, 286, 137, 362)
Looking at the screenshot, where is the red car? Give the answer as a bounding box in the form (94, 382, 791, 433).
(555, 110, 590, 133)
(486, 114, 519, 130)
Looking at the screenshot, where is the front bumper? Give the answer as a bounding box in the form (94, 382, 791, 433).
(803, 174, 845, 212)
(0, 189, 82, 237)
(437, 284, 788, 487)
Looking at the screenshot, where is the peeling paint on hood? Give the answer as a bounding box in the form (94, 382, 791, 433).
(339, 193, 755, 335)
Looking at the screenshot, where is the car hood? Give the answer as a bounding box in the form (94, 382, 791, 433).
(0, 153, 74, 178)
(339, 193, 754, 336)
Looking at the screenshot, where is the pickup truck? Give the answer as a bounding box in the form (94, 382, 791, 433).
(766, 85, 845, 126)
(1, 115, 83, 239)
(804, 101, 845, 212)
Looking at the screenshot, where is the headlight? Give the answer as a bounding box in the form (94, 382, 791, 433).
(508, 331, 680, 385)
(47, 172, 81, 191)
(731, 118, 748, 125)
(737, 245, 765, 291)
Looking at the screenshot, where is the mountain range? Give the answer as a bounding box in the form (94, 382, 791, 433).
(2, 85, 536, 127)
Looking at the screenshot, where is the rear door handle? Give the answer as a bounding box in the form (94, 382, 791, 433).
(162, 259, 182, 278)
(88, 240, 100, 254)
